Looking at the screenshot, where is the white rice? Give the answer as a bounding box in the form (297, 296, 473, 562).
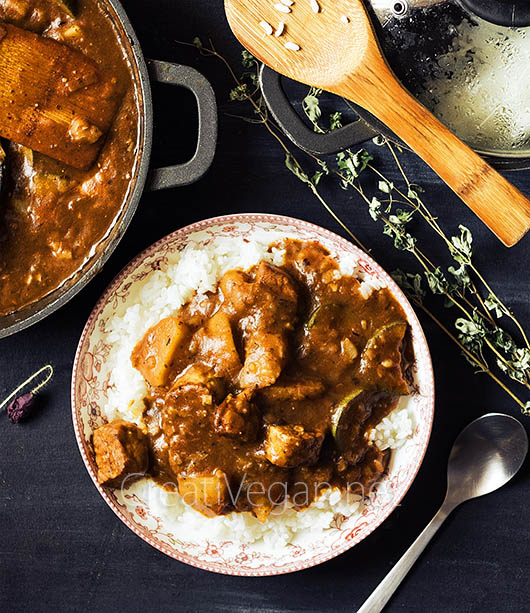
(310, 0, 320, 14)
(259, 20, 273, 35)
(101, 229, 414, 547)
(284, 41, 300, 51)
(275, 3, 291, 14)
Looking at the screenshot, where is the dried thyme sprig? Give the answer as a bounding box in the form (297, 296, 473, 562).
(181, 38, 530, 414)
(300, 99, 530, 399)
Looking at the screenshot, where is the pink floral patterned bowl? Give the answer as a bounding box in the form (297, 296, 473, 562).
(72, 213, 435, 575)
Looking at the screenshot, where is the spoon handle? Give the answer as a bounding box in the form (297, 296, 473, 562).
(357, 501, 455, 613)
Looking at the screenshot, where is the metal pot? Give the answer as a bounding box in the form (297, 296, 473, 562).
(260, 0, 530, 172)
(0, 0, 217, 339)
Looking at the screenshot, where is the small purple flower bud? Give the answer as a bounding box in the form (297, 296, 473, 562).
(7, 393, 36, 424)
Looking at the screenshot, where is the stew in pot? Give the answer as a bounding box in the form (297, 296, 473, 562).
(0, 0, 138, 315)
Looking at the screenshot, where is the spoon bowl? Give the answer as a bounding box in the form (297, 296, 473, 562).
(446, 412, 528, 506)
(225, 0, 373, 89)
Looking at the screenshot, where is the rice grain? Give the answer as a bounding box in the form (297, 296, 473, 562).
(275, 21, 285, 37)
(285, 41, 300, 51)
(259, 20, 274, 35)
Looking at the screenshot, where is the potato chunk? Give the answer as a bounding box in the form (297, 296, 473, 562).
(178, 470, 230, 517)
(131, 317, 189, 387)
(193, 310, 241, 378)
(264, 424, 324, 468)
(92, 420, 148, 488)
(214, 389, 260, 442)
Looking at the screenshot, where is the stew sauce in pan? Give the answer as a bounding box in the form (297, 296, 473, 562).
(0, 0, 138, 314)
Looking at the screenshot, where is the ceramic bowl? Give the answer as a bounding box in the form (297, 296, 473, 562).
(72, 213, 434, 575)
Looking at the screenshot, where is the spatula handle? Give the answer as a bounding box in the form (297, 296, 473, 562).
(341, 75, 530, 247)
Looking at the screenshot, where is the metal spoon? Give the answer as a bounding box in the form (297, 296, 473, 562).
(358, 413, 528, 613)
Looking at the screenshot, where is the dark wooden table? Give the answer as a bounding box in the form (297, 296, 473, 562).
(2, 2, 530, 611)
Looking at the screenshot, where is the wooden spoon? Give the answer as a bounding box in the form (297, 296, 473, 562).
(0, 140, 4, 193)
(0, 22, 122, 170)
(225, 0, 530, 247)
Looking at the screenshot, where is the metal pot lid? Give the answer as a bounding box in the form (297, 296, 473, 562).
(369, 0, 530, 158)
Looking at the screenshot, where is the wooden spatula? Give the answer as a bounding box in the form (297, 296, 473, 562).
(225, 0, 530, 247)
(0, 22, 121, 170)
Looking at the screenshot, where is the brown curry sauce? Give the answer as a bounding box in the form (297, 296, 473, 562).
(0, 0, 138, 314)
(109, 240, 413, 521)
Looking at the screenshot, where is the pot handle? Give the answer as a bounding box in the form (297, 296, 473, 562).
(260, 64, 377, 155)
(147, 59, 217, 190)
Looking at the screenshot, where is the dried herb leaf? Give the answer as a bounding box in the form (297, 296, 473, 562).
(484, 293, 506, 318)
(448, 263, 471, 291)
(302, 88, 323, 131)
(392, 270, 425, 304)
(285, 153, 310, 184)
(329, 112, 342, 131)
(450, 225, 473, 265)
(230, 83, 249, 102)
(368, 197, 382, 221)
(378, 180, 393, 194)
(425, 268, 450, 295)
